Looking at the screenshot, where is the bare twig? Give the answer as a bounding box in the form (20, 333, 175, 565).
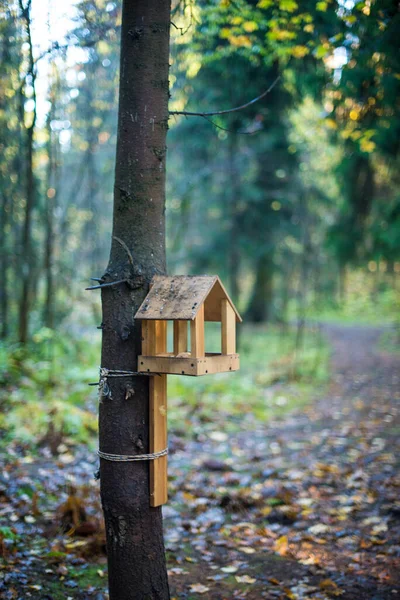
(86, 279, 128, 291)
(201, 115, 261, 135)
(169, 76, 280, 117)
(170, 20, 192, 36)
(113, 236, 134, 267)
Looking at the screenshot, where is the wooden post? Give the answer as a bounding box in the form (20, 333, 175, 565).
(149, 373, 167, 506)
(221, 298, 236, 354)
(173, 320, 187, 355)
(142, 320, 168, 506)
(190, 304, 205, 358)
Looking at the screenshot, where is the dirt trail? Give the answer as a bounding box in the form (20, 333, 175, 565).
(1, 324, 399, 599)
(166, 324, 400, 599)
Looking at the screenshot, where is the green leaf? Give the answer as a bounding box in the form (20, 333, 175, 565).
(279, 0, 298, 12)
(257, 0, 273, 8)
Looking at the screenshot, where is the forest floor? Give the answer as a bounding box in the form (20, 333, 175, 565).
(1, 324, 399, 600)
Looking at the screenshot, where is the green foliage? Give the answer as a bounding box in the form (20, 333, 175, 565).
(306, 270, 400, 326)
(0, 328, 99, 445)
(1, 0, 399, 343)
(0, 526, 20, 543)
(0, 323, 328, 447)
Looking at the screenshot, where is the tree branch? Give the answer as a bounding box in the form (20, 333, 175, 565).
(169, 76, 280, 117)
(200, 115, 261, 135)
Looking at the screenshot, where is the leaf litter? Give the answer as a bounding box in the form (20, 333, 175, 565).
(0, 324, 399, 598)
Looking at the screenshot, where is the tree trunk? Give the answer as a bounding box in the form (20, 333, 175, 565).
(246, 253, 274, 323)
(84, 64, 101, 276)
(18, 0, 36, 344)
(44, 74, 58, 330)
(99, 1, 171, 599)
(228, 133, 240, 305)
(338, 264, 346, 306)
(0, 192, 9, 339)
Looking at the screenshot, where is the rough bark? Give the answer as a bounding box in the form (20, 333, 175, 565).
(99, 1, 171, 599)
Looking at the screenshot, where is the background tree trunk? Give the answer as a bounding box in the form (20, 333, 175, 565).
(44, 72, 59, 330)
(246, 253, 274, 323)
(0, 192, 9, 339)
(99, 1, 171, 599)
(228, 133, 240, 306)
(18, 0, 36, 344)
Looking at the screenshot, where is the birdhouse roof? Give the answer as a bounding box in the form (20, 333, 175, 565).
(135, 275, 242, 322)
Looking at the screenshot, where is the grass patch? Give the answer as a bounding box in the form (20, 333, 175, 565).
(0, 327, 99, 447)
(303, 277, 400, 326)
(0, 323, 329, 446)
(168, 323, 330, 433)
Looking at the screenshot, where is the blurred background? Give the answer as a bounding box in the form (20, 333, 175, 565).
(0, 0, 398, 444)
(1, 2, 400, 597)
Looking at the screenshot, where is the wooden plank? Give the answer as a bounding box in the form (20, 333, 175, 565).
(149, 374, 167, 507)
(190, 304, 204, 358)
(142, 320, 166, 356)
(135, 275, 217, 321)
(143, 319, 168, 507)
(155, 320, 167, 354)
(138, 353, 240, 376)
(221, 299, 236, 354)
(173, 321, 187, 355)
(141, 320, 155, 355)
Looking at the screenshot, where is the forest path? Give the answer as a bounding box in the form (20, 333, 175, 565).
(166, 323, 400, 599)
(1, 324, 399, 600)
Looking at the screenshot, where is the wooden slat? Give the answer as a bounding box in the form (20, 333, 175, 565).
(155, 320, 167, 354)
(149, 374, 167, 507)
(221, 298, 236, 354)
(190, 304, 204, 358)
(135, 275, 217, 321)
(142, 320, 154, 355)
(143, 319, 168, 507)
(173, 321, 187, 355)
(142, 320, 166, 356)
(138, 353, 240, 376)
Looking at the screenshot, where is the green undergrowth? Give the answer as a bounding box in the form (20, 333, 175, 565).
(168, 323, 330, 432)
(0, 323, 330, 448)
(305, 284, 400, 326)
(0, 327, 99, 448)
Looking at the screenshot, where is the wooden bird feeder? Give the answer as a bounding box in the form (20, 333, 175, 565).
(135, 275, 241, 376)
(134, 275, 241, 507)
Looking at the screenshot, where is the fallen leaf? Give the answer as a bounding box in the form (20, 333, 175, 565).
(221, 565, 238, 573)
(189, 583, 210, 594)
(308, 524, 331, 535)
(238, 546, 256, 554)
(235, 575, 256, 584)
(320, 579, 338, 590)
